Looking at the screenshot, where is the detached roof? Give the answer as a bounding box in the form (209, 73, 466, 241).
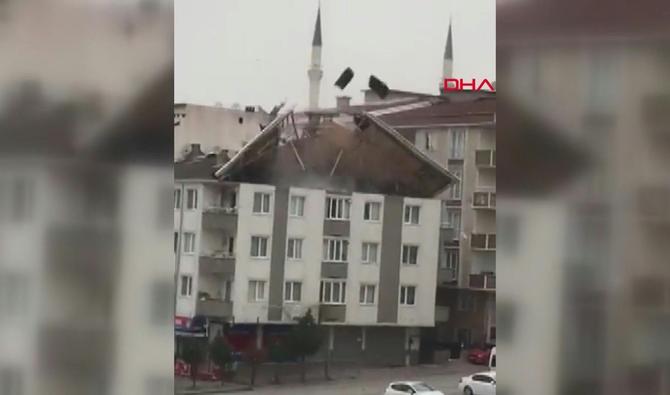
(214, 111, 455, 198)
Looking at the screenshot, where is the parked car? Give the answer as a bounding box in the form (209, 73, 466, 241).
(467, 343, 495, 365)
(458, 371, 496, 395)
(384, 381, 444, 395)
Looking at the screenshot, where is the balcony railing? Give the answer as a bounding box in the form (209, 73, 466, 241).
(199, 252, 235, 275)
(471, 233, 496, 251)
(196, 298, 233, 318)
(203, 206, 238, 214)
(475, 149, 496, 168)
(473, 191, 496, 209)
(469, 273, 496, 290)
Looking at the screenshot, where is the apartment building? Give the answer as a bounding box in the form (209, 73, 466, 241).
(175, 111, 454, 365)
(361, 97, 497, 350)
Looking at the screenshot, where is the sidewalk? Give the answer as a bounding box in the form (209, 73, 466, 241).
(175, 377, 251, 395)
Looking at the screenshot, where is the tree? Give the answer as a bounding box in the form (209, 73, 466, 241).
(286, 309, 323, 382)
(268, 340, 291, 384)
(181, 338, 205, 388)
(210, 336, 233, 386)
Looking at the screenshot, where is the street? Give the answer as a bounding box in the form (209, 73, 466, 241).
(204, 362, 484, 395)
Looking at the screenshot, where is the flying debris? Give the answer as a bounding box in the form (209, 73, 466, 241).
(369, 75, 389, 99)
(334, 67, 354, 89)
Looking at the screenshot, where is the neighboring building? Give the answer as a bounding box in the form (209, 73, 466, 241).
(174, 111, 456, 366)
(173, 103, 271, 160)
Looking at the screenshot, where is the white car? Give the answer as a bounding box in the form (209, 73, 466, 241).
(384, 381, 444, 395)
(458, 371, 496, 395)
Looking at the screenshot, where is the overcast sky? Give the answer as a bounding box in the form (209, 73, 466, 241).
(175, 0, 495, 110)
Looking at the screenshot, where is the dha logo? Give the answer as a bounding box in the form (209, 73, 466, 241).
(443, 78, 495, 92)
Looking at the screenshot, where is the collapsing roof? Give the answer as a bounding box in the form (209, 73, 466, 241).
(214, 111, 455, 198)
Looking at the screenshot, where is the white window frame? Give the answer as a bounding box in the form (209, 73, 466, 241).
(399, 285, 417, 306)
(325, 195, 351, 220)
(284, 281, 302, 303)
(287, 238, 303, 260)
(403, 204, 421, 225)
(183, 232, 196, 254)
(186, 188, 198, 210)
(441, 247, 459, 270)
(363, 201, 382, 222)
(289, 195, 306, 217)
(174, 188, 181, 209)
(361, 242, 379, 264)
(248, 280, 266, 302)
(252, 192, 272, 214)
(179, 275, 193, 297)
(323, 238, 349, 262)
(445, 208, 461, 231)
(359, 284, 376, 305)
(250, 236, 269, 258)
(320, 279, 347, 304)
(401, 244, 419, 265)
(449, 128, 465, 159)
(448, 165, 463, 200)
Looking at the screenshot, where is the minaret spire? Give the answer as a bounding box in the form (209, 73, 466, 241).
(307, 5, 323, 110)
(443, 18, 454, 79)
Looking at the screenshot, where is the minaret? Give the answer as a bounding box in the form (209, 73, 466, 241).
(443, 20, 454, 80)
(307, 6, 323, 110)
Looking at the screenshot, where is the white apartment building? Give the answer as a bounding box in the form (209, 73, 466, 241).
(175, 111, 454, 365)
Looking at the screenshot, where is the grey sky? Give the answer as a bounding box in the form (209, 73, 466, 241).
(175, 0, 495, 110)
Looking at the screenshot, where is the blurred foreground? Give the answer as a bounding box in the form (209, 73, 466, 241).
(497, 0, 670, 394)
(0, 1, 173, 394)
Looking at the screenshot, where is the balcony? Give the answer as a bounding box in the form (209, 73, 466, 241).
(470, 273, 496, 290)
(202, 207, 238, 232)
(471, 233, 496, 251)
(473, 191, 496, 210)
(196, 298, 233, 318)
(475, 149, 496, 168)
(321, 261, 348, 278)
(199, 252, 236, 275)
(318, 304, 346, 323)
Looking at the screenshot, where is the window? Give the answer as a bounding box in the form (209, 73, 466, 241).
(424, 132, 436, 151)
(250, 236, 269, 258)
(284, 281, 302, 302)
(183, 232, 196, 254)
(253, 192, 271, 214)
(448, 165, 463, 199)
(363, 201, 381, 221)
(179, 275, 193, 297)
(287, 238, 303, 260)
(248, 280, 266, 302)
(221, 280, 233, 302)
(458, 293, 476, 311)
(441, 247, 459, 271)
(174, 232, 178, 253)
(186, 188, 198, 209)
(359, 284, 376, 305)
(320, 280, 346, 304)
(323, 238, 349, 262)
(400, 285, 416, 305)
(401, 245, 419, 265)
(472, 375, 495, 384)
(403, 204, 420, 225)
(444, 208, 461, 231)
(289, 195, 305, 217)
(391, 384, 412, 393)
(449, 128, 465, 159)
(361, 242, 379, 264)
(174, 188, 181, 209)
(325, 196, 351, 220)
